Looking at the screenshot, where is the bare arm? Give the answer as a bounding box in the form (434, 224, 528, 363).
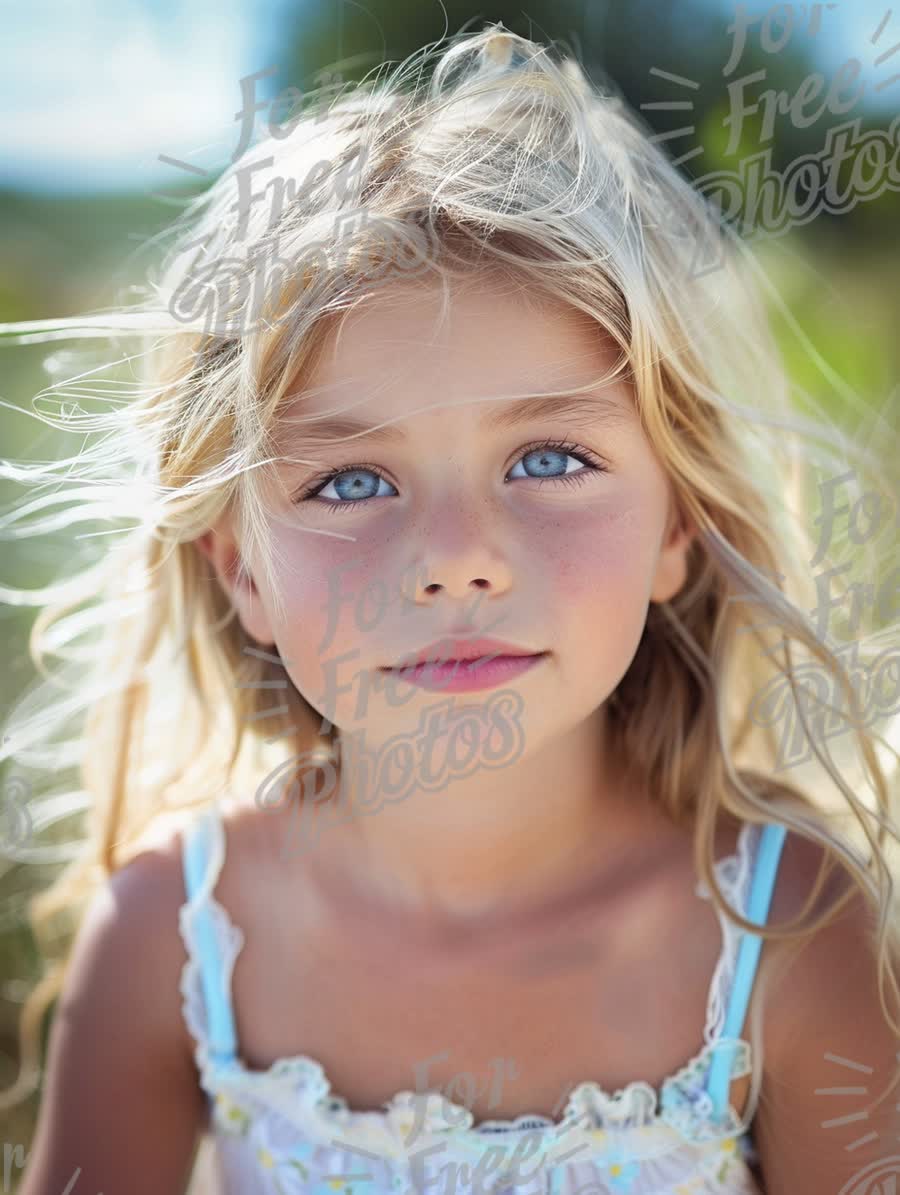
(18, 837, 206, 1195)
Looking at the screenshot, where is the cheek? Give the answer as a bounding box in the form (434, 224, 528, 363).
(262, 530, 407, 700)
(540, 493, 662, 605)
(542, 496, 665, 687)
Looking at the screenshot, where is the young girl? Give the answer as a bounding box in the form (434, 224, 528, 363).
(1, 23, 898, 1195)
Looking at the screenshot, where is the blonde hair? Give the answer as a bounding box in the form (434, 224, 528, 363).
(1, 23, 898, 1133)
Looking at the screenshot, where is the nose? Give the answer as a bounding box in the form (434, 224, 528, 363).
(422, 573, 489, 597)
(407, 517, 513, 606)
(395, 449, 515, 606)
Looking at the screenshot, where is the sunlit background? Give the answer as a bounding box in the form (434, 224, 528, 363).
(1, 0, 898, 1184)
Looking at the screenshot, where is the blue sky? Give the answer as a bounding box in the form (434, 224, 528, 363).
(1, 0, 897, 194)
(0, 0, 300, 192)
(722, 0, 900, 86)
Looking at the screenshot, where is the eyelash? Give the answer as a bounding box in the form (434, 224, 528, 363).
(292, 439, 608, 513)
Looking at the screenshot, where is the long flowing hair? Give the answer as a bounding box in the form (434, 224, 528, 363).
(1, 23, 897, 1125)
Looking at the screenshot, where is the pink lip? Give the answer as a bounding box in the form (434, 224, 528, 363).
(385, 636, 543, 668)
(381, 652, 548, 693)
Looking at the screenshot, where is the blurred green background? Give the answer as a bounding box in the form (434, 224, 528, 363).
(1, 0, 898, 1181)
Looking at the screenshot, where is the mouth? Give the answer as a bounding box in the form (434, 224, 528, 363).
(380, 638, 547, 671)
(378, 647, 549, 694)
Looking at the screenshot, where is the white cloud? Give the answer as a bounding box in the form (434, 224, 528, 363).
(0, 0, 292, 191)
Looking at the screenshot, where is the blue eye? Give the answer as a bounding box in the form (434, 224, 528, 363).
(308, 467, 396, 507)
(293, 440, 607, 513)
(508, 445, 596, 483)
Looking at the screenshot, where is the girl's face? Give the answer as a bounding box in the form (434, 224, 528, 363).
(206, 272, 693, 756)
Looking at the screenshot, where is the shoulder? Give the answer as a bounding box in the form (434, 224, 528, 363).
(760, 821, 875, 981)
(142, 797, 317, 964)
(754, 823, 877, 1030)
(88, 799, 289, 1033)
(130, 796, 289, 896)
(749, 823, 899, 1186)
(69, 814, 202, 1061)
(62, 802, 273, 1070)
(89, 800, 286, 1051)
(80, 820, 189, 973)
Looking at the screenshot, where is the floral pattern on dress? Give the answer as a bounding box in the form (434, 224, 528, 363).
(214, 1090, 253, 1136)
(699, 1135, 743, 1187)
(603, 1143, 642, 1192)
(248, 1114, 323, 1194)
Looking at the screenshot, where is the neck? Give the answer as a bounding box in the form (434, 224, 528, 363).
(293, 705, 675, 937)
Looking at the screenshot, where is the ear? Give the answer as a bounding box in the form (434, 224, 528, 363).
(192, 520, 277, 647)
(650, 501, 696, 604)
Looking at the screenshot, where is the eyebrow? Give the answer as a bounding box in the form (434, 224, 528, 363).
(282, 391, 632, 449)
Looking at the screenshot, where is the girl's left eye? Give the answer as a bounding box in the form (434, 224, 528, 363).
(292, 440, 608, 513)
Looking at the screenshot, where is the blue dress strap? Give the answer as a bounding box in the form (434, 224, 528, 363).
(705, 821, 789, 1119)
(181, 804, 239, 1065)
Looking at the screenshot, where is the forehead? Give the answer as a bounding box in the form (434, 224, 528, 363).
(277, 275, 635, 449)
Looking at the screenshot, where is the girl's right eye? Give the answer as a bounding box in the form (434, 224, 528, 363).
(295, 465, 397, 514)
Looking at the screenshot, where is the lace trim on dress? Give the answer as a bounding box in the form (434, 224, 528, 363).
(694, 823, 760, 1047)
(177, 808, 758, 1155)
